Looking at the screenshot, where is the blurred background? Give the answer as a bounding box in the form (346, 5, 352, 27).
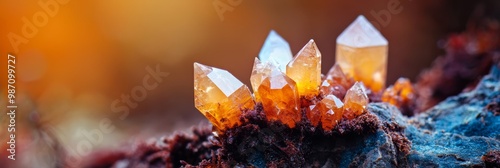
(0, 0, 499, 167)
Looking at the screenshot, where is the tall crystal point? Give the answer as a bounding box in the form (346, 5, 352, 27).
(286, 39, 322, 97)
(194, 63, 255, 130)
(258, 30, 294, 72)
(336, 15, 388, 92)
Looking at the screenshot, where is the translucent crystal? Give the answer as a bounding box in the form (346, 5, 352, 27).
(258, 30, 293, 72)
(257, 67, 301, 128)
(307, 94, 344, 129)
(307, 104, 319, 126)
(286, 39, 322, 97)
(320, 64, 352, 99)
(320, 95, 344, 130)
(326, 64, 352, 88)
(336, 15, 388, 92)
(194, 63, 255, 130)
(319, 80, 347, 100)
(250, 57, 276, 101)
(343, 82, 369, 119)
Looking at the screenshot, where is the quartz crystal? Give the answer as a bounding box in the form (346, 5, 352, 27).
(319, 80, 347, 100)
(250, 57, 275, 101)
(382, 78, 414, 107)
(320, 64, 352, 99)
(286, 39, 322, 97)
(336, 15, 388, 92)
(194, 63, 255, 130)
(343, 82, 369, 119)
(258, 30, 294, 72)
(258, 67, 301, 128)
(319, 95, 344, 130)
(307, 94, 344, 129)
(326, 64, 352, 88)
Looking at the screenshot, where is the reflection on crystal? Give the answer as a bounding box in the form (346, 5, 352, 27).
(336, 15, 388, 92)
(194, 63, 255, 130)
(258, 30, 294, 72)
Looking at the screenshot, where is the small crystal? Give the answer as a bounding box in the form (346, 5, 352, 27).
(307, 94, 344, 128)
(326, 64, 352, 88)
(250, 57, 275, 101)
(258, 67, 301, 128)
(286, 39, 322, 97)
(194, 63, 255, 130)
(382, 78, 415, 107)
(336, 15, 388, 92)
(306, 104, 320, 126)
(320, 95, 344, 130)
(343, 82, 369, 119)
(320, 64, 352, 99)
(319, 80, 347, 100)
(258, 30, 294, 72)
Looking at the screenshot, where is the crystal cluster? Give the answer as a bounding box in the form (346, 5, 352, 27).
(382, 78, 415, 108)
(194, 15, 388, 131)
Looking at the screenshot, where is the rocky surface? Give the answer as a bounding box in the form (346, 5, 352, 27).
(83, 65, 500, 167)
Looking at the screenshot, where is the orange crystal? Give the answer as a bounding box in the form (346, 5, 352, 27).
(306, 104, 320, 126)
(250, 57, 275, 102)
(320, 64, 352, 99)
(258, 67, 301, 128)
(336, 15, 388, 92)
(343, 82, 369, 119)
(319, 80, 347, 100)
(194, 63, 255, 130)
(382, 78, 414, 107)
(320, 95, 344, 130)
(307, 94, 344, 129)
(326, 64, 352, 88)
(286, 39, 322, 97)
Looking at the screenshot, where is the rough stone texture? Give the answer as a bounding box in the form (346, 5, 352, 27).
(82, 65, 500, 167)
(483, 150, 500, 167)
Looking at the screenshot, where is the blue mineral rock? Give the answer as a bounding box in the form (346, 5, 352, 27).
(362, 65, 500, 167)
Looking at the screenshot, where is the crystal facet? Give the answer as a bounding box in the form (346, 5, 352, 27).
(307, 94, 344, 129)
(250, 57, 275, 101)
(319, 80, 347, 100)
(306, 104, 320, 127)
(320, 64, 352, 99)
(259, 30, 294, 72)
(382, 78, 415, 107)
(286, 39, 322, 97)
(326, 64, 352, 88)
(194, 63, 255, 130)
(336, 15, 388, 92)
(258, 67, 301, 128)
(319, 95, 344, 130)
(343, 82, 369, 119)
